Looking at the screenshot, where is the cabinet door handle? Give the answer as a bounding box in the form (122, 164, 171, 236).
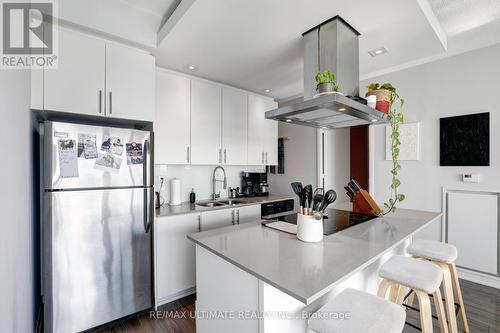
(265, 152, 268, 164)
(236, 210, 240, 224)
(224, 149, 227, 164)
(261, 152, 264, 164)
(109, 91, 113, 115)
(219, 149, 222, 164)
(231, 210, 235, 225)
(198, 215, 201, 232)
(187, 146, 190, 163)
(98, 90, 102, 114)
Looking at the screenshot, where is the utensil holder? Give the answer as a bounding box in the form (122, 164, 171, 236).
(297, 213, 324, 243)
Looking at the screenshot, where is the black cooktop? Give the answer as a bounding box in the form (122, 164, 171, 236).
(270, 209, 377, 235)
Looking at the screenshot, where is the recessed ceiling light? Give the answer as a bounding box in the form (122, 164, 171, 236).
(368, 47, 388, 57)
(338, 108, 346, 111)
(187, 65, 197, 70)
(264, 89, 271, 93)
(371, 119, 378, 122)
(285, 119, 292, 122)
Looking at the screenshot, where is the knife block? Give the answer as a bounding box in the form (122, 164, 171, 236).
(353, 190, 381, 216)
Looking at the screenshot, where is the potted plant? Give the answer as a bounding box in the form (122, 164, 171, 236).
(315, 70, 340, 94)
(375, 83, 405, 215)
(365, 83, 396, 114)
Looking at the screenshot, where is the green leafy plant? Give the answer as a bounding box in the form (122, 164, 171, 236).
(315, 70, 340, 91)
(367, 82, 405, 214)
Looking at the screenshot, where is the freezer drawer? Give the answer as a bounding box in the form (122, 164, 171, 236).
(43, 188, 152, 333)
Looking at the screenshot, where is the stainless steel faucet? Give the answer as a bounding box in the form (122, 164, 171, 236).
(212, 166, 227, 200)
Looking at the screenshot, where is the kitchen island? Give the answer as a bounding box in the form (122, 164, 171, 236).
(188, 207, 441, 333)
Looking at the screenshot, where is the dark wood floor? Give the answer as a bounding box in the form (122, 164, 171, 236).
(97, 279, 499, 333)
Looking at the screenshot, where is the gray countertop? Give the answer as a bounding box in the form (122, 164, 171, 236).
(188, 207, 441, 304)
(156, 194, 294, 218)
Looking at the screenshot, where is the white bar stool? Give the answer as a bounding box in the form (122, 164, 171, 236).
(407, 239, 469, 333)
(308, 288, 406, 333)
(378, 255, 448, 333)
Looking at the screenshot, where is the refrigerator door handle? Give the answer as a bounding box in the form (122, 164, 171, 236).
(143, 139, 152, 233)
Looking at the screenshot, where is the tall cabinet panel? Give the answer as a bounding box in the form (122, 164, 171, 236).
(106, 43, 155, 121)
(155, 70, 191, 164)
(247, 95, 278, 165)
(222, 88, 247, 165)
(44, 28, 106, 115)
(448, 191, 498, 275)
(190, 80, 222, 165)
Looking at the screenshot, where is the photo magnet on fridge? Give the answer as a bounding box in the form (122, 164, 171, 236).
(126, 142, 143, 165)
(57, 139, 79, 178)
(78, 134, 97, 159)
(101, 136, 124, 156)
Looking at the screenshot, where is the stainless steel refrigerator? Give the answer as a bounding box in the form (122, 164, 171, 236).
(42, 121, 154, 333)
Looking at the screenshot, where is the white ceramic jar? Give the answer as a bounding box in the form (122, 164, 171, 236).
(297, 214, 324, 242)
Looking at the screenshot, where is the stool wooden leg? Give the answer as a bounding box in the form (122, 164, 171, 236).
(396, 286, 410, 305)
(389, 283, 401, 303)
(436, 262, 458, 333)
(407, 290, 416, 306)
(450, 263, 470, 332)
(415, 290, 433, 333)
(377, 278, 393, 299)
(433, 288, 449, 333)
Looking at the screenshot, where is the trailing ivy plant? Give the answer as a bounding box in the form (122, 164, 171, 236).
(367, 82, 406, 214)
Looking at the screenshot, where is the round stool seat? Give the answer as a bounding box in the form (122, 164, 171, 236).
(407, 239, 458, 264)
(380, 255, 443, 294)
(309, 288, 406, 333)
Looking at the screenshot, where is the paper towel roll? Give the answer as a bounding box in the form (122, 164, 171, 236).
(169, 178, 181, 206)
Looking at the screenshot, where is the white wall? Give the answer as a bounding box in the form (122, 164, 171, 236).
(0, 71, 34, 332)
(324, 128, 351, 203)
(155, 164, 265, 203)
(268, 122, 317, 199)
(362, 43, 500, 240)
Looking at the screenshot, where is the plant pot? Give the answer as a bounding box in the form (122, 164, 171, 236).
(366, 89, 391, 114)
(317, 82, 336, 94)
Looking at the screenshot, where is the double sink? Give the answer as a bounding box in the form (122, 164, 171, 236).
(196, 199, 246, 208)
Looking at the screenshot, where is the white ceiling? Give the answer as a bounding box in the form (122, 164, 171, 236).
(119, 0, 179, 19)
(153, 0, 500, 100)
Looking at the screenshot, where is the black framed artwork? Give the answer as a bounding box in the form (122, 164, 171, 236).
(440, 112, 490, 166)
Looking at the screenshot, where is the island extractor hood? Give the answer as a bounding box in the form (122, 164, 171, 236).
(265, 16, 387, 129)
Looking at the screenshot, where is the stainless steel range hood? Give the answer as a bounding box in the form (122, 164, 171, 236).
(265, 16, 387, 129)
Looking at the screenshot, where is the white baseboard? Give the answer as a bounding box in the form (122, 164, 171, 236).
(457, 267, 500, 289)
(157, 287, 196, 307)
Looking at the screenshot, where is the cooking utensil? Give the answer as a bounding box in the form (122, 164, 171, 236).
(313, 188, 324, 212)
(304, 184, 313, 215)
(291, 182, 303, 214)
(315, 189, 337, 220)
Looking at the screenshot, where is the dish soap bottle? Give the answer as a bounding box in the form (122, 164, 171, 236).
(189, 188, 196, 203)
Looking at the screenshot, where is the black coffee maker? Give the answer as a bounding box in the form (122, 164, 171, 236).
(241, 171, 269, 197)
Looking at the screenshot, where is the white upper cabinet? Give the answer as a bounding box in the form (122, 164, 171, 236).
(44, 28, 106, 116)
(248, 95, 278, 165)
(190, 80, 222, 165)
(155, 70, 191, 164)
(222, 88, 247, 165)
(38, 28, 155, 121)
(105, 43, 155, 121)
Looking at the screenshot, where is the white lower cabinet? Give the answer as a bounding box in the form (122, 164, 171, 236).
(236, 205, 261, 224)
(155, 214, 200, 305)
(200, 209, 235, 231)
(155, 204, 261, 305)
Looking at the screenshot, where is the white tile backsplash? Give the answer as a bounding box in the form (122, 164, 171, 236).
(155, 164, 265, 203)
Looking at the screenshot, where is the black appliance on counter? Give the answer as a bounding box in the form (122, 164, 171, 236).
(261, 199, 376, 236)
(241, 171, 269, 197)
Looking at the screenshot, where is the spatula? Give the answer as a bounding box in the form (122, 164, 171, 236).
(304, 184, 313, 215)
(290, 182, 303, 214)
